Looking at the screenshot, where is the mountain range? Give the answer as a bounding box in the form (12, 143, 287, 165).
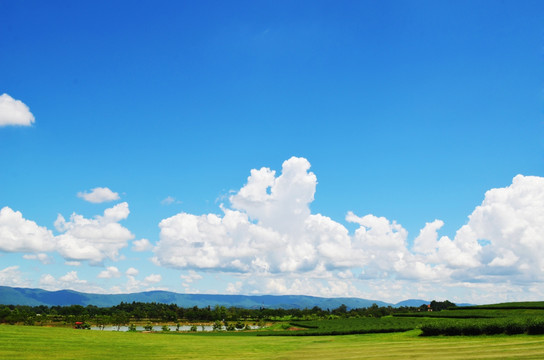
(0, 286, 431, 309)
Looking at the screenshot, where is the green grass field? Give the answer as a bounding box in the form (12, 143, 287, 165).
(2, 325, 544, 359)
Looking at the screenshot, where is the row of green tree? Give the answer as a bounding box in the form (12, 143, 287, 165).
(0, 300, 455, 326)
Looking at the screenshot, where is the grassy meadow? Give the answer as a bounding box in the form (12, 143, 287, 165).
(2, 325, 544, 359)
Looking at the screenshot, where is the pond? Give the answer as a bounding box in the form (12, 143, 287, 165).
(90, 324, 259, 332)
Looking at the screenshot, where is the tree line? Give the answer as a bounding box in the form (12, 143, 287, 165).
(0, 300, 456, 326)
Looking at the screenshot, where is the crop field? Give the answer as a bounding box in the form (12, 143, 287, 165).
(276, 316, 439, 336)
(2, 305, 544, 359)
(2, 325, 544, 359)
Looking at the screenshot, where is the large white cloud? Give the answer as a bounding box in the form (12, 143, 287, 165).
(2, 156, 543, 302)
(0, 266, 30, 287)
(0, 94, 35, 127)
(452, 175, 544, 279)
(78, 187, 120, 203)
(154, 157, 346, 273)
(154, 157, 380, 274)
(0, 202, 135, 268)
(54, 202, 134, 263)
(153, 157, 544, 301)
(0, 207, 55, 253)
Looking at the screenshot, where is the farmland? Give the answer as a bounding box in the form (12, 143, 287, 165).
(2, 325, 544, 359)
(2, 301, 544, 358)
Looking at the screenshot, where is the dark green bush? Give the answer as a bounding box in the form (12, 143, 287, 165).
(420, 324, 441, 336)
(504, 322, 525, 335)
(443, 325, 462, 336)
(462, 324, 482, 336)
(481, 323, 504, 335)
(527, 320, 544, 335)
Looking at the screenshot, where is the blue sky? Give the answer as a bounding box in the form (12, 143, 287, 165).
(0, 1, 543, 304)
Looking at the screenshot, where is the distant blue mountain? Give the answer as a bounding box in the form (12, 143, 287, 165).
(394, 299, 429, 307)
(0, 286, 397, 309)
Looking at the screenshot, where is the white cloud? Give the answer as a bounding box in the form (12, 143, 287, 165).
(226, 281, 242, 294)
(144, 274, 162, 283)
(1, 202, 136, 265)
(120, 269, 164, 292)
(0, 266, 30, 287)
(65, 261, 81, 266)
(77, 187, 120, 203)
(54, 202, 134, 264)
(180, 270, 203, 286)
(97, 266, 122, 279)
(126, 267, 139, 276)
(154, 157, 330, 273)
(39, 271, 106, 293)
(153, 157, 412, 277)
(2, 156, 543, 303)
(151, 157, 544, 302)
(161, 196, 180, 205)
(0, 207, 55, 253)
(452, 175, 544, 279)
(59, 271, 85, 283)
(132, 238, 152, 252)
(0, 93, 35, 127)
(413, 220, 444, 255)
(23, 253, 52, 264)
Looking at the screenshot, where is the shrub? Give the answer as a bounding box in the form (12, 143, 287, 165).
(161, 325, 170, 332)
(190, 325, 197, 332)
(128, 324, 137, 332)
(144, 323, 153, 331)
(527, 319, 544, 335)
(481, 323, 503, 335)
(443, 325, 462, 336)
(505, 322, 525, 335)
(462, 324, 482, 336)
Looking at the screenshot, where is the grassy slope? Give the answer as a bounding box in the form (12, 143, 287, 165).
(2, 325, 544, 359)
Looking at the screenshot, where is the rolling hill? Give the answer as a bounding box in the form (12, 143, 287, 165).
(0, 286, 415, 309)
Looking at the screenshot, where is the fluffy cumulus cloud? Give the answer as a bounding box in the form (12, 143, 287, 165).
(39, 271, 105, 293)
(54, 202, 134, 263)
(2, 156, 543, 303)
(78, 187, 120, 203)
(154, 157, 409, 277)
(23, 253, 52, 264)
(0, 266, 30, 287)
(97, 266, 122, 279)
(126, 267, 139, 276)
(153, 157, 544, 301)
(144, 274, 162, 283)
(0, 201, 135, 266)
(0, 93, 35, 127)
(119, 269, 166, 293)
(445, 175, 544, 280)
(132, 238, 152, 252)
(0, 207, 55, 253)
(154, 157, 331, 273)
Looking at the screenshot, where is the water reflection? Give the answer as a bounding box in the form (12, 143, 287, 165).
(90, 325, 258, 332)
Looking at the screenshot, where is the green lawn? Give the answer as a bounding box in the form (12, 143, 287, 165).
(2, 325, 544, 359)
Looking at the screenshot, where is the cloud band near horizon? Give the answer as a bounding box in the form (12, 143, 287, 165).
(0, 157, 543, 303)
